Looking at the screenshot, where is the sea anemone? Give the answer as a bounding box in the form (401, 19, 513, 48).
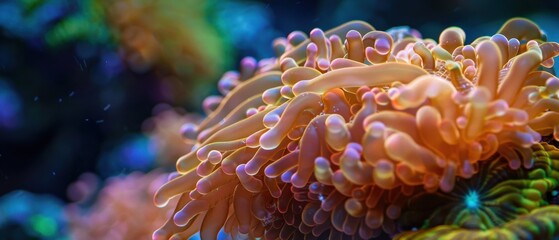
(153, 18, 559, 239)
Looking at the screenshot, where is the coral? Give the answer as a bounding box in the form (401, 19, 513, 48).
(153, 18, 559, 239)
(394, 205, 559, 240)
(102, 0, 231, 104)
(67, 171, 176, 240)
(44, 0, 111, 47)
(398, 142, 559, 232)
(6, 0, 232, 105)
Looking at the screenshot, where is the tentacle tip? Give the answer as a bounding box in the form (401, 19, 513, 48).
(375, 39, 391, 55)
(241, 56, 257, 67)
(291, 173, 307, 188)
(238, 228, 251, 236)
(152, 229, 169, 240)
(307, 42, 318, 52)
(195, 180, 210, 194)
(173, 211, 189, 227)
(235, 163, 246, 174)
(244, 163, 257, 176)
(317, 58, 330, 70)
(310, 28, 324, 37)
(346, 29, 361, 38)
(264, 166, 276, 178)
(180, 123, 198, 140)
(153, 195, 169, 208)
(439, 180, 455, 193)
(259, 133, 279, 150)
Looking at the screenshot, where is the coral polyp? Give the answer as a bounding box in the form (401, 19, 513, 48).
(395, 205, 559, 240)
(153, 18, 559, 239)
(398, 143, 559, 232)
(67, 171, 176, 239)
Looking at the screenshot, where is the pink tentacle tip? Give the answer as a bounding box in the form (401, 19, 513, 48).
(375, 39, 391, 55)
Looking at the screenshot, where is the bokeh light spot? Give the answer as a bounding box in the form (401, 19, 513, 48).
(30, 215, 57, 237)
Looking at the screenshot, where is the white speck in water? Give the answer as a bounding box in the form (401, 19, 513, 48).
(103, 104, 111, 111)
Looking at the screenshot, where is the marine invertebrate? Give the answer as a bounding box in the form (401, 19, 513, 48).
(395, 205, 559, 240)
(102, 0, 231, 104)
(67, 171, 176, 239)
(398, 142, 559, 232)
(44, 0, 112, 47)
(154, 18, 559, 239)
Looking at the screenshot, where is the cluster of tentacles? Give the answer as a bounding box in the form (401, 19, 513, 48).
(153, 18, 559, 240)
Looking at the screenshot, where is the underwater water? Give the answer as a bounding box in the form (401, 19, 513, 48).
(0, 0, 559, 239)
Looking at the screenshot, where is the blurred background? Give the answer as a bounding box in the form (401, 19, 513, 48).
(0, 0, 557, 239)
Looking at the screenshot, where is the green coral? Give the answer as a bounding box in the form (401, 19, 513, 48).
(45, 0, 112, 47)
(396, 143, 559, 239)
(395, 205, 559, 240)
